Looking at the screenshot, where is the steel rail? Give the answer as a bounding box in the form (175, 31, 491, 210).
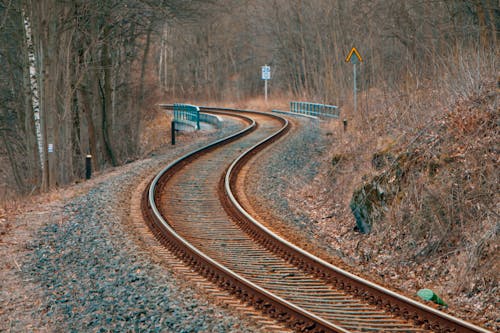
(143, 109, 347, 332)
(221, 110, 491, 333)
(143, 107, 491, 333)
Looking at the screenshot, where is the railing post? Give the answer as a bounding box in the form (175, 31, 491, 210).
(85, 155, 92, 179)
(196, 107, 200, 130)
(171, 121, 176, 145)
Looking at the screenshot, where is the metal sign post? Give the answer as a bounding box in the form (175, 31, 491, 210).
(261, 65, 271, 102)
(345, 47, 363, 115)
(265, 79, 268, 102)
(353, 61, 357, 115)
(171, 121, 176, 145)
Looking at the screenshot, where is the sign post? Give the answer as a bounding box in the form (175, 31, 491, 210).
(261, 65, 271, 102)
(265, 78, 267, 103)
(345, 47, 363, 115)
(171, 121, 176, 145)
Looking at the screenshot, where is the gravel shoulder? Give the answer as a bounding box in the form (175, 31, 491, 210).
(240, 116, 346, 263)
(0, 118, 266, 333)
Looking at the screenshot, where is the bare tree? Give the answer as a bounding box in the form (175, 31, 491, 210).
(1, 0, 497, 196)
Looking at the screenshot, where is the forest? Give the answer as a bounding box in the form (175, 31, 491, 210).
(0, 0, 498, 197)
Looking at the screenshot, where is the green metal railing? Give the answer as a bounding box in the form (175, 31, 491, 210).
(290, 101, 339, 118)
(174, 103, 200, 130)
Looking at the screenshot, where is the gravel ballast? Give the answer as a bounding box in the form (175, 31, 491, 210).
(1, 118, 264, 332)
(244, 116, 341, 257)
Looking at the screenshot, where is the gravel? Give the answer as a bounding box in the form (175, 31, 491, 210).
(247, 116, 339, 255)
(3, 118, 264, 332)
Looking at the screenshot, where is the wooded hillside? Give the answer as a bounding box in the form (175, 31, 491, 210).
(0, 0, 498, 197)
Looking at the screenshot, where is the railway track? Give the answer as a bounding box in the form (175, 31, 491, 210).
(141, 107, 490, 333)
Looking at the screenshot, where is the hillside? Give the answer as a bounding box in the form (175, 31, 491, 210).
(291, 79, 498, 330)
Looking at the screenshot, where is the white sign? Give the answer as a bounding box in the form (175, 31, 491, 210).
(48, 143, 54, 153)
(261, 65, 271, 80)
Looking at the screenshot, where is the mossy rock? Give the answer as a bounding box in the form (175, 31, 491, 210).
(351, 149, 409, 234)
(350, 199, 372, 233)
(350, 179, 388, 234)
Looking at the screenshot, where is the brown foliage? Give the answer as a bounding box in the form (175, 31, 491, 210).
(350, 80, 498, 317)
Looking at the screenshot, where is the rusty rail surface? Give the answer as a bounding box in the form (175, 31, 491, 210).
(141, 107, 490, 333)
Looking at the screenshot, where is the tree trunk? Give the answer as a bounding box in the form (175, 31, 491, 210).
(475, 0, 490, 49)
(486, 0, 498, 47)
(140, 23, 153, 103)
(21, 7, 41, 190)
(100, 23, 117, 166)
(78, 82, 98, 171)
(1, 131, 26, 190)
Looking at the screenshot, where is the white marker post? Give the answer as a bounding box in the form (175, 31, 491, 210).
(345, 47, 363, 114)
(261, 65, 271, 102)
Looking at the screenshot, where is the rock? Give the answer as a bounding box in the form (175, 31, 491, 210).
(349, 179, 388, 234)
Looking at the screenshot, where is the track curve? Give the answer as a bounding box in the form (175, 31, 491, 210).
(142, 107, 491, 333)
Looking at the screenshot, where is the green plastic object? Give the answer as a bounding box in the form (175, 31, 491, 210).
(417, 289, 447, 307)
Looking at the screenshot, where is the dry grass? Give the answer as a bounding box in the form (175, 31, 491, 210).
(293, 67, 498, 327)
(0, 156, 17, 203)
(139, 103, 172, 155)
(197, 94, 292, 112)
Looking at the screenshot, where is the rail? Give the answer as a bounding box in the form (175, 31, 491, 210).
(290, 101, 339, 118)
(199, 112, 222, 128)
(142, 107, 491, 333)
(143, 109, 345, 332)
(174, 103, 200, 130)
(224, 121, 491, 333)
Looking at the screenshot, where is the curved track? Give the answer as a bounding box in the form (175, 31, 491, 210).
(142, 107, 490, 333)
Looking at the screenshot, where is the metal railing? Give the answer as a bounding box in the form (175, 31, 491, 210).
(199, 112, 222, 128)
(174, 103, 200, 130)
(290, 101, 340, 118)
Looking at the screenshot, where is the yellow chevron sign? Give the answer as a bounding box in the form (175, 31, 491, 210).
(345, 47, 363, 63)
